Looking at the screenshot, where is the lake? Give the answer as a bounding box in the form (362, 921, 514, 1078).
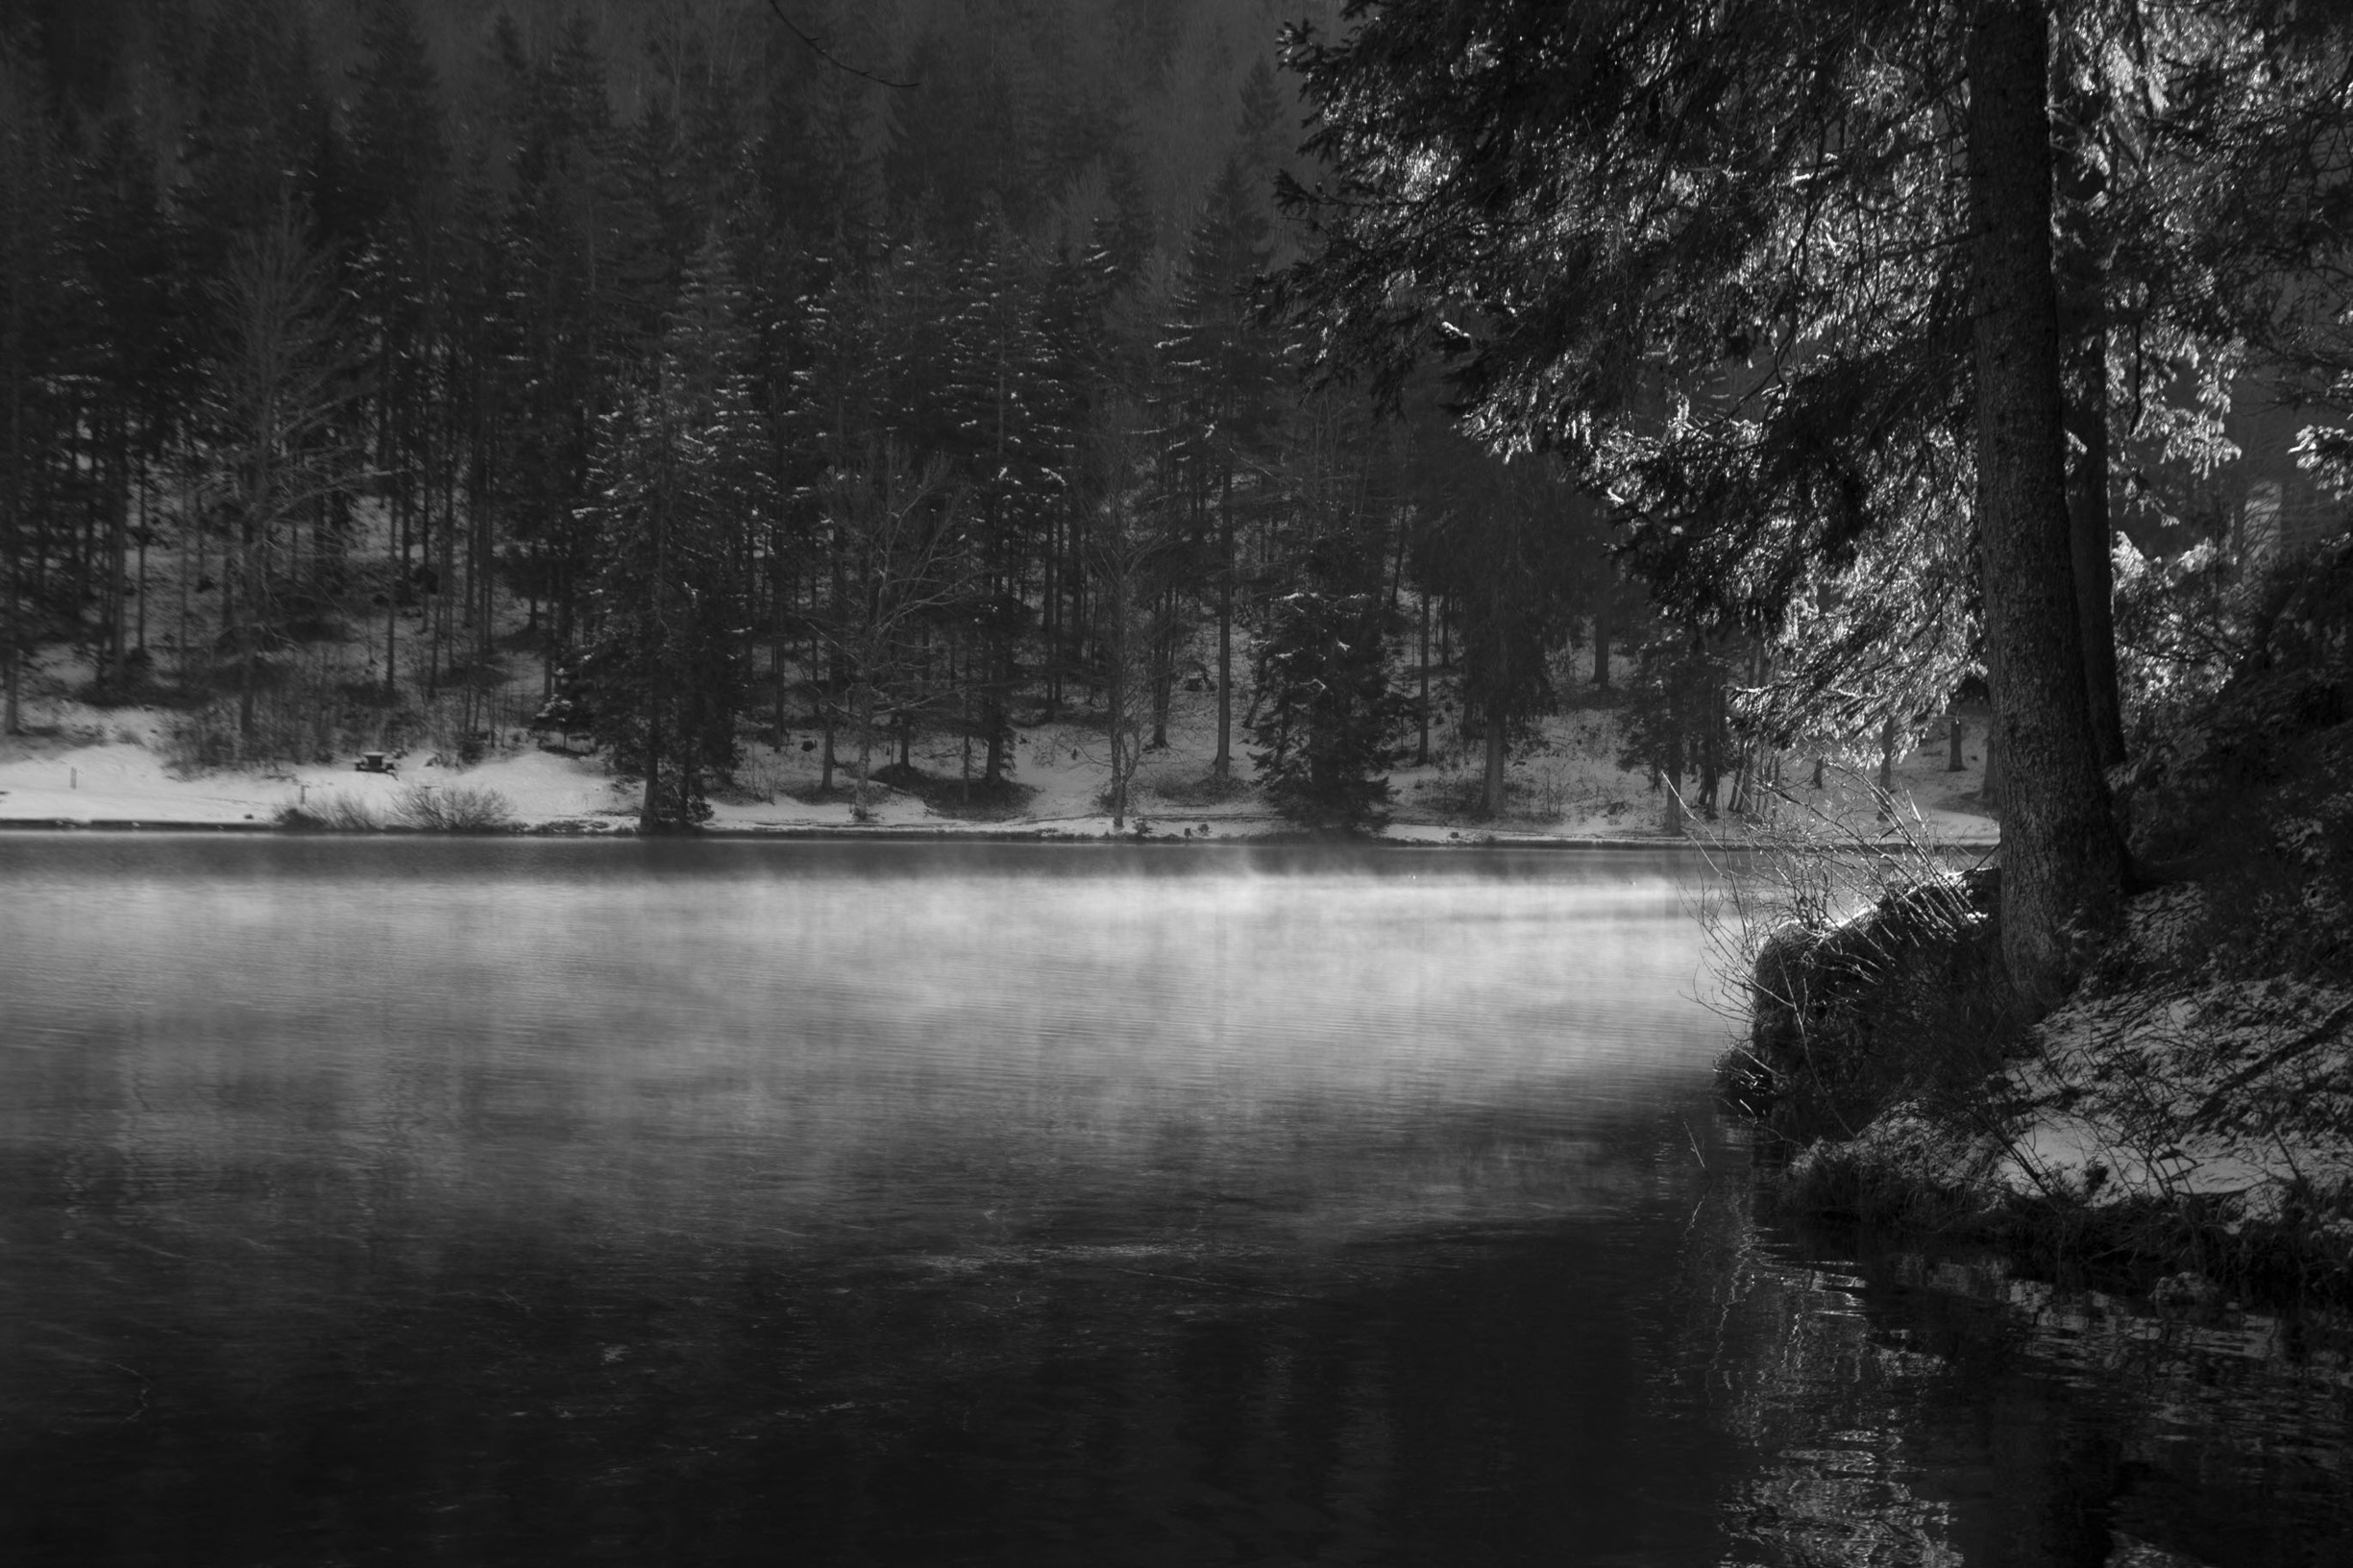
(0, 835, 2344, 1566)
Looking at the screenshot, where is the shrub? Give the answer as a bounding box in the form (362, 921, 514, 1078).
(393, 782, 515, 832)
(321, 793, 386, 831)
(273, 792, 385, 832)
(1700, 785, 2016, 1141)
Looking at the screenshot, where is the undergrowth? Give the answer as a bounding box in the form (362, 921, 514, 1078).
(393, 783, 515, 831)
(276, 781, 515, 833)
(1725, 534, 2353, 1308)
(1697, 767, 2010, 1142)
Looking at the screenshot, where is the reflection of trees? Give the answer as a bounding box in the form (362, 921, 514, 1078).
(1665, 1162, 2353, 1567)
(1658, 1172, 1969, 1566)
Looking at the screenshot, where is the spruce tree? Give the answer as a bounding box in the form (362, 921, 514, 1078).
(578, 237, 767, 830)
(1252, 523, 1401, 835)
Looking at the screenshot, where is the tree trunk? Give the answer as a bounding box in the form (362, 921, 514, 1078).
(641, 711, 662, 828)
(135, 464, 148, 654)
(1481, 689, 1507, 818)
(1214, 467, 1235, 780)
(1149, 587, 1173, 749)
(236, 503, 258, 748)
(1415, 592, 1431, 766)
(1042, 512, 1060, 719)
(1968, 0, 2123, 1007)
(1661, 725, 1684, 837)
(384, 501, 400, 700)
(1948, 711, 1967, 771)
(1105, 597, 1129, 831)
(853, 680, 875, 821)
(1700, 668, 1723, 820)
(105, 413, 127, 675)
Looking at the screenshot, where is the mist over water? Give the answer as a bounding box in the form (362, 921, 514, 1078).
(0, 837, 2343, 1566)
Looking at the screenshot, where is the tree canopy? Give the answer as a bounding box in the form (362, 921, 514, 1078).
(1275, 0, 2353, 1001)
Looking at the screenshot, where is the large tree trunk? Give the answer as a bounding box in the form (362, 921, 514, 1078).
(853, 679, 876, 821)
(1967, 0, 2123, 1008)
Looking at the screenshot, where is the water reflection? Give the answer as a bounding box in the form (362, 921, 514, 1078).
(1676, 1190, 2353, 1568)
(0, 837, 2343, 1566)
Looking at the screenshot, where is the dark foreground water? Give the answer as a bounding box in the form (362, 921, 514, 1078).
(0, 836, 2345, 1567)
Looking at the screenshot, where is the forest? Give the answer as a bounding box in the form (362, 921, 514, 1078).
(0, 0, 1689, 844)
(1, 0, 2349, 924)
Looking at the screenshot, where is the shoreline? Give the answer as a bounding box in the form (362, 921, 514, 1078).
(1742, 868, 2353, 1308)
(0, 815, 1766, 850)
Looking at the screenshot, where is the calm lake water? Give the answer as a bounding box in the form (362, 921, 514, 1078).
(0, 835, 2345, 1567)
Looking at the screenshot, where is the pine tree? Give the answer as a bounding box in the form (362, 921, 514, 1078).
(1252, 524, 1401, 835)
(1164, 152, 1282, 780)
(497, 12, 647, 682)
(577, 236, 768, 831)
(1409, 433, 1592, 819)
(946, 221, 1066, 787)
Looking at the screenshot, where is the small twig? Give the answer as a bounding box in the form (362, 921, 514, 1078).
(1680, 1116, 1708, 1170)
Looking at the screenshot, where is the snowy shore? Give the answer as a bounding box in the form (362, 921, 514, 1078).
(0, 692, 2001, 846)
(1755, 646, 2353, 1304)
(1777, 882, 2353, 1301)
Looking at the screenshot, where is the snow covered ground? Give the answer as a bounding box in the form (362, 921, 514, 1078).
(1793, 876, 2353, 1261)
(0, 674, 2000, 844)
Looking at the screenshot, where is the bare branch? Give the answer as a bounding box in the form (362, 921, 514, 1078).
(760, 0, 917, 91)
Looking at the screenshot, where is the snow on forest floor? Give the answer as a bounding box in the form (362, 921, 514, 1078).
(1797, 877, 2353, 1258)
(0, 667, 2000, 845)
